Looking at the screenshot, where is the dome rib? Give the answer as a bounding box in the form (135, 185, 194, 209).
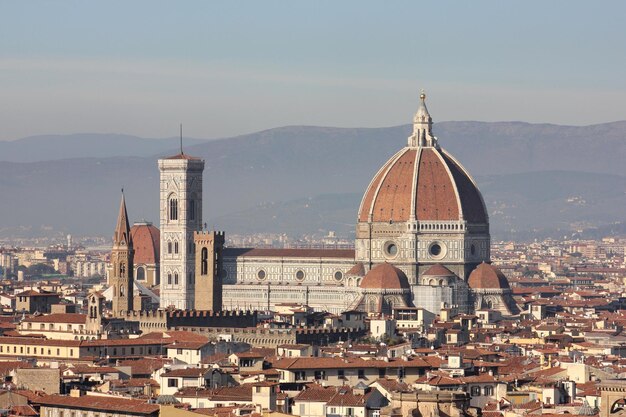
(440, 150, 489, 224)
(415, 148, 459, 221)
(358, 148, 407, 222)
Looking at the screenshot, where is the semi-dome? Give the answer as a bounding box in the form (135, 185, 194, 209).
(467, 262, 510, 290)
(422, 264, 457, 277)
(360, 262, 410, 290)
(130, 222, 160, 264)
(358, 94, 488, 224)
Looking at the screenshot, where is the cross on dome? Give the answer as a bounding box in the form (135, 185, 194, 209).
(408, 90, 438, 148)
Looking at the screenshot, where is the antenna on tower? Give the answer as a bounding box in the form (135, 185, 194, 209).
(180, 123, 183, 155)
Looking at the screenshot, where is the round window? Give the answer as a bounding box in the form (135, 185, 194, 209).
(220, 269, 228, 279)
(384, 241, 398, 257)
(295, 270, 305, 281)
(334, 271, 343, 281)
(257, 270, 266, 280)
(430, 244, 441, 256)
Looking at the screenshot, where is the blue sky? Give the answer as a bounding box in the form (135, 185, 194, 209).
(1, 1, 625, 140)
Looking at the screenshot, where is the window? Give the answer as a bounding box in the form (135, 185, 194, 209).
(168, 378, 179, 387)
(295, 270, 305, 281)
(314, 370, 326, 380)
(483, 386, 494, 396)
(174, 241, 179, 254)
(338, 370, 345, 379)
(358, 369, 365, 379)
(257, 270, 266, 280)
(174, 273, 179, 285)
(334, 271, 343, 281)
(201, 247, 208, 275)
(471, 386, 481, 396)
(136, 267, 145, 281)
(294, 371, 306, 381)
(168, 273, 172, 285)
(119, 263, 126, 275)
(169, 198, 178, 220)
(379, 368, 386, 378)
(168, 242, 172, 254)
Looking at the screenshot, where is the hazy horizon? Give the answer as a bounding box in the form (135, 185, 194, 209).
(2, 1, 626, 141)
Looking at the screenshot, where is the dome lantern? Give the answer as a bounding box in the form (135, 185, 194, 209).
(408, 91, 438, 148)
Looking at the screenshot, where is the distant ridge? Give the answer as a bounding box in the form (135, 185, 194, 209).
(0, 120, 624, 239)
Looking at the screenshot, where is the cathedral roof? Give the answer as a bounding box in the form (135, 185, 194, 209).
(130, 222, 160, 265)
(422, 264, 456, 277)
(346, 262, 366, 277)
(360, 263, 410, 290)
(223, 248, 354, 259)
(357, 94, 488, 224)
(468, 262, 510, 290)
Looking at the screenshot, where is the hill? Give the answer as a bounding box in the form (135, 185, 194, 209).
(0, 121, 624, 240)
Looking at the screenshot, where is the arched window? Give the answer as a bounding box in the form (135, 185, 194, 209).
(174, 241, 179, 254)
(169, 198, 178, 221)
(167, 273, 172, 285)
(174, 273, 179, 285)
(120, 285, 125, 297)
(119, 263, 126, 276)
(136, 267, 145, 281)
(483, 386, 494, 396)
(168, 241, 172, 254)
(201, 247, 208, 275)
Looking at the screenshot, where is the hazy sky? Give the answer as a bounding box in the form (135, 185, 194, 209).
(1, 1, 625, 140)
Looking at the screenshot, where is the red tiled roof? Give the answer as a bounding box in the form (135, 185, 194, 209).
(37, 394, 160, 415)
(223, 248, 354, 259)
(360, 262, 410, 290)
(468, 263, 510, 290)
(130, 223, 160, 265)
(358, 146, 487, 224)
(22, 314, 86, 324)
(422, 264, 456, 277)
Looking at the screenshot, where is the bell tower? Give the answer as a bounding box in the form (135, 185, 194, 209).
(110, 191, 134, 316)
(158, 149, 204, 310)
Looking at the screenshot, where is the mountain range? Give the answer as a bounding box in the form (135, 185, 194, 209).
(1, 121, 624, 241)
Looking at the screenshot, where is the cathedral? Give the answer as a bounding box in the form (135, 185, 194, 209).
(109, 93, 519, 317)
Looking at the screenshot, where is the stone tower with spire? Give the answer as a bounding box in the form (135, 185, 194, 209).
(110, 192, 134, 316)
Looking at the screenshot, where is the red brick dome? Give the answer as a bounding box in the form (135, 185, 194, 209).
(130, 222, 160, 265)
(467, 262, 510, 289)
(358, 146, 487, 224)
(358, 94, 487, 225)
(360, 263, 410, 290)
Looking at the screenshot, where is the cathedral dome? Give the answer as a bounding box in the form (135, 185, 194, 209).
(360, 263, 410, 290)
(130, 222, 160, 265)
(357, 94, 488, 225)
(467, 262, 510, 290)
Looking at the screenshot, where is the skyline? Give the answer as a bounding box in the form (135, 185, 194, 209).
(2, 1, 626, 140)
